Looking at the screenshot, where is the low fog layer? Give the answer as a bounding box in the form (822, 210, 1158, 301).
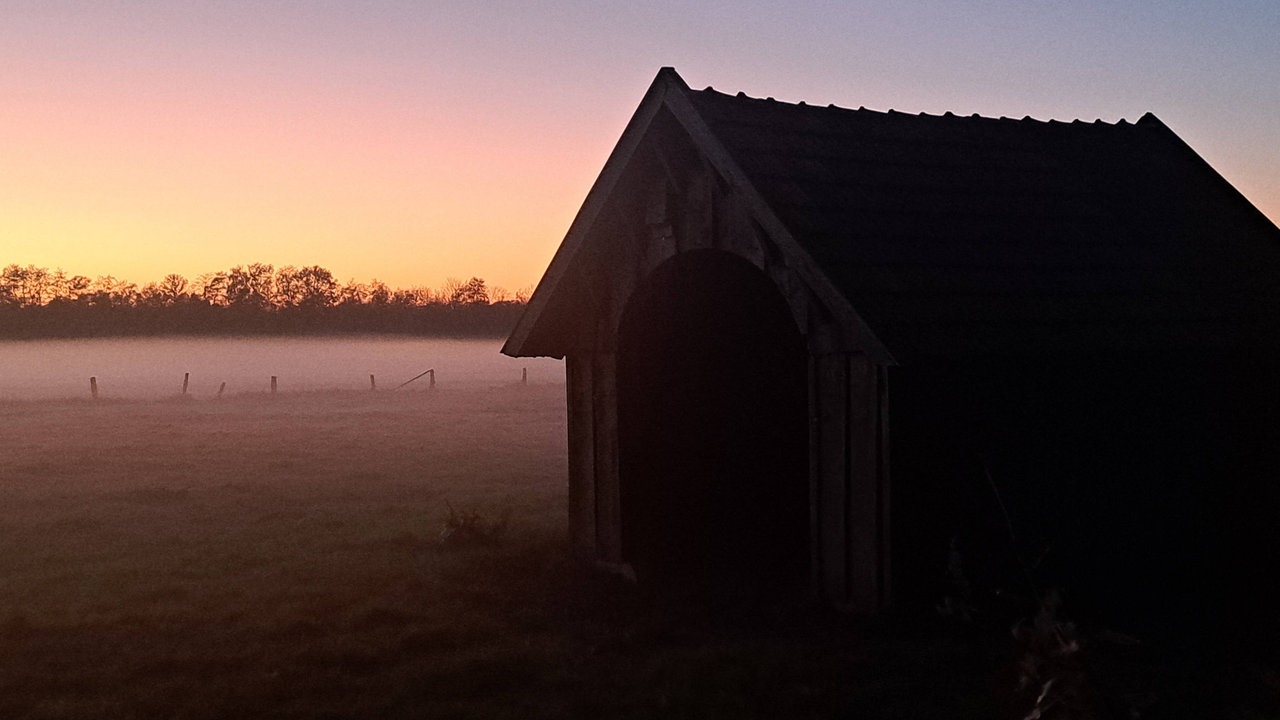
(0, 336, 563, 400)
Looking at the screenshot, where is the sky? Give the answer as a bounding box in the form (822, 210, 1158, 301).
(1, 1, 1277, 295)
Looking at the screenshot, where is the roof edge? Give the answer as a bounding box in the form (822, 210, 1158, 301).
(1138, 112, 1280, 238)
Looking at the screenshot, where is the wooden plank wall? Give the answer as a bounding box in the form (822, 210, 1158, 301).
(591, 350, 623, 563)
(565, 354, 596, 558)
(566, 350, 624, 563)
(811, 352, 891, 612)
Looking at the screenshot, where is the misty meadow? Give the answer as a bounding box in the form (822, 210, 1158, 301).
(0, 339, 933, 719)
(0, 378, 578, 718)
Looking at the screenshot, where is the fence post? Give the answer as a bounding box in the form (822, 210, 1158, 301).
(270, 376, 278, 394)
(182, 372, 190, 395)
(370, 374, 377, 391)
(90, 376, 98, 400)
(428, 369, 435, 389)
(522, 367, 527, 385)
(217, 381, 226, 398)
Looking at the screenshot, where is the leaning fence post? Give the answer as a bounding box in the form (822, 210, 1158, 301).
(428, 369, 435, 389)
(182, 372, 190, 395)
(370, 374, 377, 391)
(217, 381, 226, 398)
(270, 376, 278, 394)
(90, 376, 98, 400)
(392, 367, 434, 390)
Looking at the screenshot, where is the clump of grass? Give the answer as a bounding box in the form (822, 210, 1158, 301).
(1014, 590, 1090, 719)
(438, 501, 510, 546)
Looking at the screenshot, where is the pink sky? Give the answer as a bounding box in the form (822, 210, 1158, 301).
(2, 2, 1276, 293)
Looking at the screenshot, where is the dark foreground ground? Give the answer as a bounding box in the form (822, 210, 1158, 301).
(0, 388, 1275, 718)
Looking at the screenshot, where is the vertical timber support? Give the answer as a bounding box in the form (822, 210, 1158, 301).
(565, 349, 624, 564)
(565, 354, 597, 559)
(847, 354, 887, 611)
(876, 363, 892, 609)
(811, 352, 891, 613)
(592, 351, 623, 563)
(813, 353, 850, 606)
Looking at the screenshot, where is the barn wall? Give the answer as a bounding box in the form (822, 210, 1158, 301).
(888, 350, 1280, 639)
(564, 354, 596, 558)
(810, 352, 891, 611)
(565, 350, 624, 564)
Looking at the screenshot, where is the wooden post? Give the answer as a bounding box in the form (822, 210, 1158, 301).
(369, 374, 376, 391)
(89, 376, 98, 400)
(876, 364, 892, 608)
(182, 372, 190, 395)
(566, 354, 598, 558)
(810, 352, 891, 613)
(592, 352, 622, 562)
(814, 353, 850, 607)
(428, 369, 435, 389)
(522, 367, 528, 385)
(270, 376, 278, 394)
(847, 354, 881, 612)
(217, 381, 226, 398)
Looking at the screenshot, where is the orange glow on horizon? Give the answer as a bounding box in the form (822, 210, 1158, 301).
(0, 59, 615, 295)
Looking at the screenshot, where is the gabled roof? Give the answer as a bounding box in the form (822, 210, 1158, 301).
(506, 68, 1280, 361)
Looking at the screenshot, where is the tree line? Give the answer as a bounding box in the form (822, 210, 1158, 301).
(0, 263, 530, 339)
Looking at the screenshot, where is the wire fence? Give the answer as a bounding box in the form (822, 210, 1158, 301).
(0, 337, 564, 401)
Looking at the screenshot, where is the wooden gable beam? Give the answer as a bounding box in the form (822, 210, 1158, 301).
(657, 72, 896, 364)
(502, 69, 680, 358)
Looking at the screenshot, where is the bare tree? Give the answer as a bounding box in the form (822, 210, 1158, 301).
(276, 265, 338, 308)
(196, 272, 230, 306)
(450, 277, 489, 305)
(158, 274, 188, 304)
(338, 279, 368, 306)
(85, 275, 138, 307)
(0, 267, 15, 307)
(137, 282, 165, 307)
(225, 263, 274, 309)
(0, 264, 53, 306)
(440, 277, 464, 305)
(366, 279, 391, 305)
(139, 274, 190, 307)
(392, 287, 433, 306)
(45, 269, 90, 303)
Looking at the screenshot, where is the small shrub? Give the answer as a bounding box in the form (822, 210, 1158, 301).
(439, 501, 510, 547)
(1014, 590, 1092, 720)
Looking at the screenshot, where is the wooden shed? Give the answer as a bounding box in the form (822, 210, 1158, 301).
(503, 68, 1280, 625)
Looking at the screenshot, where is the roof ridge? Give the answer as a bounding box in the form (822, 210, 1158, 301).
(690, 84, 1142, 128)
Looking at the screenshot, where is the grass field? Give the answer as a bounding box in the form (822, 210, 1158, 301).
(0, 387, 1275, 718)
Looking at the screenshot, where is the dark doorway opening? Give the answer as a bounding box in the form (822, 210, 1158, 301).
(617, 250, 809, 607)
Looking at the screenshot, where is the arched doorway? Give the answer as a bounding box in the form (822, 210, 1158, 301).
(617, 250, 809, 606)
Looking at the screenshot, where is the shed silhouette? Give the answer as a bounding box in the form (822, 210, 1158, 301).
(504, 68, 1280, 626)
